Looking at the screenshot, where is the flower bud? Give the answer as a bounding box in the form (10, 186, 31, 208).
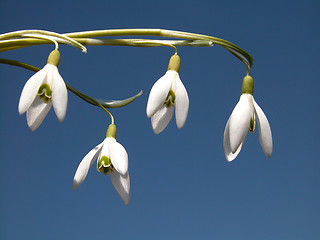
(241, 75, 254, 94)
(167, 54, 181, 72)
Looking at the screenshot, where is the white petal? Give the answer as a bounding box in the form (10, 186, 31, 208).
(253, 98, 273, 158)
(26, 97, 52, 131)
(151, 105, 174, 134)
(99, 138, 111, 159)
(110, 171, 130, 205)
(174, 75, 189, 129)
(108, 138, 128, 175)
(72, 141, 104, 190)
(51, 67, 68, 122)
(146, 70, 176, 117)
(223, 118, 244, 161)
(18, 65, 48, 114)
(229, 94, 253, 153)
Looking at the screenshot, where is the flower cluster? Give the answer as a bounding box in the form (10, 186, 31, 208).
(15, 45, 273, 206)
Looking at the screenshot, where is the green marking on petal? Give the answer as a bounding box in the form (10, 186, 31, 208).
(249, 115, 255, 133)
(163, 90, 175, 108)
(97, 156, 114, 175)
(37, 84, 52, 103)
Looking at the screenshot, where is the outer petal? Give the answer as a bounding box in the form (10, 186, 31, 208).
(229, 94, 253, 153)
(110, 171, 130, 205)
(108, 138, 128, 175)
(51, 66, 68, 122)
(72, 141, 104, 189)
(99, 137, 112, 160)
(26, 97, 52, 131)
(151, 105, 174, 134)
(18, 65, 48, 114)
(253, 98, 273, 158)
(146, 70, 175, 117)
(223, 118, 244, 161)
(174, 75, 189, 129)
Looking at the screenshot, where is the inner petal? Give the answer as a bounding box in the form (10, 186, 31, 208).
(97, 155, 114, 175)
(37, 84, 52, 103)
(163, 89, 176, 107)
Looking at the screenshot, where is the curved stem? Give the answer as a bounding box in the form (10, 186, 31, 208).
(0, 38, 212, 53)
(64, 28, 253, 68)
(0, 30, 87, 53)
(127, 39, 178, 53)
(99, 104, 114, 124)
(0, 58, 40, 72)
(0, 58, 119, 124)
(22, 34, 59, 50)
(0, 28, 252, 68)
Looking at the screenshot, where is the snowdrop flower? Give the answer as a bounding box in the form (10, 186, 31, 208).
(224, 76, 273, 161)
(72, 124, 130, 205)
(146, 54, 189, 134)
(18, 49, 67, 131)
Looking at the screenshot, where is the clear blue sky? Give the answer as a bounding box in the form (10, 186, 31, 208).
(1, 0, 319, 239)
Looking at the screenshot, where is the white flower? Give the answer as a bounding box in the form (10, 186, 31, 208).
(18, 50, 67, 131)
(146, 54, 189, 134)
(72, 126, 130, 205)
(223, 93, 273, 161)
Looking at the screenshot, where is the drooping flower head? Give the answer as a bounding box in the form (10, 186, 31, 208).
(223, 75, 273, 161)
(72, 124, 130, 205)
(146, 54, 189, 134)
(18, 49, 68, 131)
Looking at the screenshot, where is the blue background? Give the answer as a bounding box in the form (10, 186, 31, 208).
(1, 0, 319, 239)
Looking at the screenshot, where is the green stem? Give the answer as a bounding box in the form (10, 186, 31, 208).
(64, 28, 253, 68)
(0, 58, 115, 122)
(0, 30, 87, 53)
(0, 38, 212, 53)
(0, 58, 135, 122)
(0, 28, 253, 69)
(0, 58, 40, 72)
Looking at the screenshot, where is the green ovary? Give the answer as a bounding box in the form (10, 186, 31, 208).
(97, 156, 114, 175)
(163, 90, 175, 108)
(37, 84, 52, 103)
